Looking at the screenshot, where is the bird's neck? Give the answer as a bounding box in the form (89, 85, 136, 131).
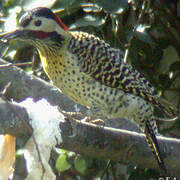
(39, 47, 64, 76)
(37, 35, 72, 82)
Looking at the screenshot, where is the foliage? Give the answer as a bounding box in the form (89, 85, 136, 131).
(0, 0, 179, 179)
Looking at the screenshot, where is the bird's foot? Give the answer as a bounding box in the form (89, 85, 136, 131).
(58, 107, 85, 120)
(81, 117, 105, 126)
(58, 107, 104, 125)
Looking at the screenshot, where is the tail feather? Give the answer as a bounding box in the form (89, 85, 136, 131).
(155, 97, 178, 118)
(145, 120, 168, 176)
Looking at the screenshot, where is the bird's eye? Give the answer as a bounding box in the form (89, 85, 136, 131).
(34, 20, 42, 27)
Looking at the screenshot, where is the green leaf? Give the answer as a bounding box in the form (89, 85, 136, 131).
(53, 0, 82, 9)
(23, 0, 56, 10)
(56, 153, 71, 172)
(69, 15, 105, 29)
(74, 155, 87, 174)
(3, 6, 21, 32)
(169, 61, 180, 72)
(95, 0, 128, 13)
(134, 31, 153, 44)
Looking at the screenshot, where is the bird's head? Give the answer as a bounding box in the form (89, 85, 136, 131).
(2, 7, 69, 50)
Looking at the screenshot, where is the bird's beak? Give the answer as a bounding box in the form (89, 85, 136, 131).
(1, 30, 31, 42)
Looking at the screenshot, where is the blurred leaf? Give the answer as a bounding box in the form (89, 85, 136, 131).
(74, 155, 87, 174)
(3, 6, 21, 32)
(134, 31, 153, 44)
(23, 0, 56, 10)
(54, 148, 69, 155)
(2, 40, 32, 61)
(3, 0, 19, 9)
(128, 167, 159, 180)
(129, 37, 152, 66)
(169, 61, 180, 72)
(95, 0, 128, 13)
(158, 46, 179, 73)
(52, 1, 86, 20)
(16, 149, 25, 157)
(130, 37, 150, 52)
(56, 153, 71, 172)
(69, 15, 105, 29)
(53, 0, 83, 11)
(145, 48, 162, 68)
(158, 74, 171, 88)
(82, 3, 102, 13)
(156, 38, 170, 49)
(178, 0, 180, 17)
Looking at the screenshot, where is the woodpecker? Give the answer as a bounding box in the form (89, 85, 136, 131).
(2, 7, 177, 175)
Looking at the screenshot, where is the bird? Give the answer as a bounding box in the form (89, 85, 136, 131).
(1, 7, 177, 175)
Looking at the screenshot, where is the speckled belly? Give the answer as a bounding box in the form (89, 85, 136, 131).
(52, 68, 142, 119)
(45, 59, 152, 125)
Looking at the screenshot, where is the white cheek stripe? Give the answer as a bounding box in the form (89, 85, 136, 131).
(21, 16, 67, 36)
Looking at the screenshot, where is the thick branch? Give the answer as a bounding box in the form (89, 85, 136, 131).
(0, 98, 180, 176)
(0, 58, 180, 176)
(61, 119, 180, 175)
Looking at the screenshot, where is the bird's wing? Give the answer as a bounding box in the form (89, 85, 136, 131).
(69, 31, 159, 104)
(69, 31, 177, 117)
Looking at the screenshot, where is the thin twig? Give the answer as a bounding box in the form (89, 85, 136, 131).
(0, 62, 32, 67)
(0, 82, 12, 97)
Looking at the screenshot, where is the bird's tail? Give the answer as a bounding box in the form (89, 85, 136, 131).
(155, 97, 179, 120)
(145, 120, 168, 176)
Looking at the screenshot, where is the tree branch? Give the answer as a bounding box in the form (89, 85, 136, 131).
(0, 58, 180, 177)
